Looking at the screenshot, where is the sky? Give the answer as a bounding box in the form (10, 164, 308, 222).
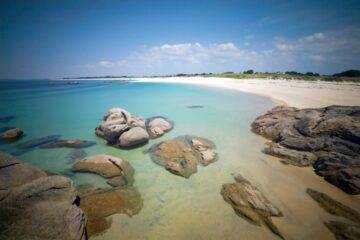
(0, 0, 360, 78)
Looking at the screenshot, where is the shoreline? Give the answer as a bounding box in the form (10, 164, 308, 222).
(130, 77, 360, 108)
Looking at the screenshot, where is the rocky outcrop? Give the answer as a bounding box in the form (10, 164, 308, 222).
(146, 117, 173, 138)
(80, 187, 143, 237)
(95, 108, 149, 148)
(149, 135, 217, 178)
(72, 155, 134, 187)
(96, 108, 174, 148)
(221, 174, 283, 239)
(0, 151, 87, 240)
(251, 105, 360, 194)
(306, 188, 360, 240)
(39, 140, 96, 148)
(1, 128, 23, 141)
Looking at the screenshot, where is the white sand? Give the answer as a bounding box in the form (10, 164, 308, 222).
(132, 77, 360, 108)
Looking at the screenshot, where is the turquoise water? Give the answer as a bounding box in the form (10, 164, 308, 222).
(3, 80, 356, 240)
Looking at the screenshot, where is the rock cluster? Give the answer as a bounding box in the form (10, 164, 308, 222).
(149, 135, 217, 177)
(0, 152, 87, 240)
(95, 108, 173, 148)
(72, 155, 134, 187)
(221, 174, 283, 239)
(251, 105, 360, 194)
(306, 188, 360, 240)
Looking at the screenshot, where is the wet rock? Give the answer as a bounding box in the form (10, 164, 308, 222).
(39, 139, 96, 148)
(264, 142, 317, 167)
(72, 155, 134, 187)
(252, 105, 360, 194)
(325, 221, 360, 240)
(306, 188, 360, 225)
(95, 108, 150, 148)
(306, 188, 360, 240)
(118, 126, 149, 148)
(146, 117, 173, 138)
(16, 134, 61, 149)
(149, 135, 217, 178)
(0, 152, 87, 240)
(221, 174, 283, 239)
(80, 187, 143, 237)
(1, 128, 23, 141)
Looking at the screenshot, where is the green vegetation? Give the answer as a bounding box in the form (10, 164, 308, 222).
(333, 70, 360, 77)
(64, 69, 360, 82)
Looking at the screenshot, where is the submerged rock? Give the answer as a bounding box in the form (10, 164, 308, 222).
(1, 128, 23, 141)
(187, 105, 204, 109)
(252, 105, 360, 194)
(0, 151, 87, 240)
(66, 149, 87, 163)
(146, 117, 173, 138)
(306, 188, 360, 240)
(80, 187, 143, 237)
(221, 174, 283, 239)
(72, 155, 134, 187)
(306, 188, 360, 225)
(149, 135, 217, 177)
(325, 221, 360, 240)
(0, 116, 15, 123)
(16, 134, 61, 149)
(39, 139, 96, 148)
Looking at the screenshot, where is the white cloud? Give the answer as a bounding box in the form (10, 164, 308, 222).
(87, 28, 360, 75)
(98, 61, 115, 68)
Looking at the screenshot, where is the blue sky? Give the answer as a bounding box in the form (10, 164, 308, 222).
(0, 0, 360, 78)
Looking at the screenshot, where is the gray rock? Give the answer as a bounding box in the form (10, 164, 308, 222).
(252, 105, 360, 194)
(118, 127, 149, 148)
(0, 152, 87, 240)
(221, 174, 283, 239)
(95, 108, 150, 148)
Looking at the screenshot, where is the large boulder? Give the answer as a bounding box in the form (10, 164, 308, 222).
(72, 155, 134, 187)
(252, 105, 360, 195)
(80, 187, 143, 237)
(149, 135, 217, 178)
(0, 152, 87, 240)
(118, 126, 149, 148)
(146, 117, 173, 138)
(221, 174, 283, 239)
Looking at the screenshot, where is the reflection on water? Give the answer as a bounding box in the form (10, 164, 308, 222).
(0, 80, 359, 239)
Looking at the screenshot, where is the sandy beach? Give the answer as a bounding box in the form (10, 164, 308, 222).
(132, 77, 360, 108)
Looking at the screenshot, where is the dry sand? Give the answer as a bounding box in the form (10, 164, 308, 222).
(132, 77, 360, 108)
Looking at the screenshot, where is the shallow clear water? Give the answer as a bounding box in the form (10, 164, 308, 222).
(1, 80, 359, 240)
